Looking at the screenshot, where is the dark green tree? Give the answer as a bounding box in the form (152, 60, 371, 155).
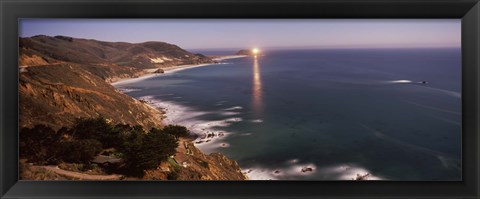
(19, 117, 186, 177)
(161, 125, 190, 138)
(61, 139, 103, 164)
(119, 128, 178, 176)
(19, 125, 63, 164)
(70, 117, 111, 141)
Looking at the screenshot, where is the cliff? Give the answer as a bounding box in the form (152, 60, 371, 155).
(143, 139, 246, 180)
(19, 64, 163, 130)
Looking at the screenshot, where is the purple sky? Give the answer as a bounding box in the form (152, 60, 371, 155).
(19, 19, 460, 50)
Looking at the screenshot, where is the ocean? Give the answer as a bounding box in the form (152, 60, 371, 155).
(114, 48, 461, 180)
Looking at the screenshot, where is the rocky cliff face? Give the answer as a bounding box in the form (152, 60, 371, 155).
(177, 140, 246, 180)
(142, 139, 246, 180)
(19, 64, 163, 130)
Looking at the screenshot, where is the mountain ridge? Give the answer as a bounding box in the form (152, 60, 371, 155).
(20, 35, 213, 81)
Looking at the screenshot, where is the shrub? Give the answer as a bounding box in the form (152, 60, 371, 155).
(199, 161, 209, 168)
(167, 167, 180, 180)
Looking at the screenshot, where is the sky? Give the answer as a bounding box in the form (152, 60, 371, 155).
(19, 19, 461, 50)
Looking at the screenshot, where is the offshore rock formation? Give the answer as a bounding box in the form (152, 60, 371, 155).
(235, 49, 253, 56)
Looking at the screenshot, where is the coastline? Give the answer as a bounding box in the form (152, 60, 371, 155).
(111, 54, 386, 181)
(111, 55, 249, 180)
(111, 55, 247, 86)
(135, 96, 384, 180)
(137, 96, 241, 154)
(111, 54, 248, 152)
(110, 64, 212, 86)
(111, 54, 262, 180)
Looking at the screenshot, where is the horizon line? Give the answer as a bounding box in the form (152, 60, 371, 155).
(188, 46, 461, 51)
(21, 34, 461, 51)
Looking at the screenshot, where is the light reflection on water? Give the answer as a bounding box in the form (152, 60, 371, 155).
(252, 56, 263, 117)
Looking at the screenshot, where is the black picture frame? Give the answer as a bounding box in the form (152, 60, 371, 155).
(1, 0, 479, 198)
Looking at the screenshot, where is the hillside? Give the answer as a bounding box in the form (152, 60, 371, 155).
(19, 35, 246, 180)
(19, 35, 214, 129)
(20, 35, 212, 81)
(19, 63, 163, 130)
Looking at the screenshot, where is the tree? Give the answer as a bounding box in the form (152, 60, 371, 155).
(19, 125, 63, 164)
(20, 118, 113, 165)
(119, 128, 178, 176)
(143, 129, 178, 163)
(161, 125, 190, 138)
(61, 139, 103, 164)
(70, 117, 111, 141)
(19, 117, 186, 177)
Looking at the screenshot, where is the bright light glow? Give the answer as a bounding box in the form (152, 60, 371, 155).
(252, 48, 260, 55)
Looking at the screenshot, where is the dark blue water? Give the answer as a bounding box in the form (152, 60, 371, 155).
(116, 48, 461, 180)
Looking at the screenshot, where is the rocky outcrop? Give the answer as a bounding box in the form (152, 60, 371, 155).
(235, 49, 253, 56)
(143, 139, 246, 180)
(178, 140, 246, 180)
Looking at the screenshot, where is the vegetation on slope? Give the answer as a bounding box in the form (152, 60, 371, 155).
(20, 117, 191, 176)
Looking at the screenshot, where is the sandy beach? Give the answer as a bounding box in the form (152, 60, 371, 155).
(111, 55, 247, 86)
(212, 55, 247, 61)
(111, 64, 212, 86)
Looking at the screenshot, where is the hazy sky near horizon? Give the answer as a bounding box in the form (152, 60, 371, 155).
(19, 19, 460, 50)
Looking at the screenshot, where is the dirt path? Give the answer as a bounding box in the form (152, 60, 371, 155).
(35, 166, 123, 180)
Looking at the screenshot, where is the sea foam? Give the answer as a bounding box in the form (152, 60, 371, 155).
(138, 95, 243, 153)
(387, 80, 412, 84)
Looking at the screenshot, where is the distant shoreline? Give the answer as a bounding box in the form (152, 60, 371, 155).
(111, 55, 247, 86)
